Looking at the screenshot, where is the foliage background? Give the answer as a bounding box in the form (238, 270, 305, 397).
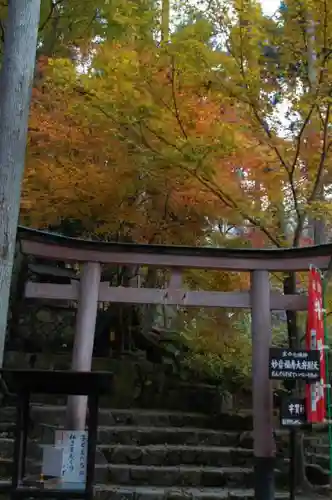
(3, 0, 332, 384)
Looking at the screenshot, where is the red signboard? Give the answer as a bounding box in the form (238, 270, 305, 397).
(305, 267, 326, 423)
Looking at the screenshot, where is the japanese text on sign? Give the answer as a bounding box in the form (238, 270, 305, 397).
(269, 348, 320, 381)
(288, 402, 305, 416)
(55, 430, 87, 484)
(280, 397, 306, 427)
(305, 266, 326, 424)
(79, 432, 87, 480)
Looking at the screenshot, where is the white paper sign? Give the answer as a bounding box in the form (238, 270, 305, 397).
(42, 445, 63, 477)
(55, 430, 87, 484)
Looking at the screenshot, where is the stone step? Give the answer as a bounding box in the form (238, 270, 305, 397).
(98, 426, 240, 447)
(0, 439, 253, 467)
(0, 426, 240, 448)
(1, 422, 328, 450)
(0, 482, 317, 500)
(99, 464, 289, 489)
(0, 461, 288, 490)
(0, 406, 211, 427)
(93, 485, 317, 500)
(102, 445, 331, 471)
(2, 438, 329, 472)
(0, 458, 13, 478)
(0, 406, 253, 431)
(0, 410, 328, 451)
(0, 438, 13, 458)
(1, 405, 328, 440)
(0, 427, 327, 457)
(99, 427, 324, 451)
(305, 452, 331, 471)
(306, 439, 331, 449)
(239, 430, 330, 450)
(6, 426, 240, 447)
(0, 421, 15, 437)
(99, 444, 254, 467)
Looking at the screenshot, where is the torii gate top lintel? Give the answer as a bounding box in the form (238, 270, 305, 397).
(18, 225, 332, 272)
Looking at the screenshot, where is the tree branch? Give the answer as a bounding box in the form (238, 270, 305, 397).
(192, 173, 282, 247)
(250, 102, 303, 229)
(293, 104, 331, 246)
(74, 79, 282, 248)
(323, 0, 328, 54)
(308, 103, 330, 203)
(39, 0, 63, 33)
(0, 19, 4, 45)
(170, 56, 188, 140)
(136, 115, 281, 247)
(230, 12, 303, 229)
(290, 104, 315, 175)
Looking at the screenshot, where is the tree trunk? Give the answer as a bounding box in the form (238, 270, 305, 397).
(161, 0, 170, 42)
(0, 0, 41, 366)
(7, 244, 28, 349)
(306, 14, 326, 245)
(284, 273, 312, 492)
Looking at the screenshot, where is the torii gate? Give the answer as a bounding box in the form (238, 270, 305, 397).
(16, 225, 332, 500)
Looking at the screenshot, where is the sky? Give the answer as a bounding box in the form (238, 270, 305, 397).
(261, 0, 280, 16)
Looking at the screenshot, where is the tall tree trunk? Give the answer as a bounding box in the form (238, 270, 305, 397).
(161, 0, 170, 42)
(306, 15, 326, 244)
(0, 0, 41, 366)
(284, 274, 312, 492)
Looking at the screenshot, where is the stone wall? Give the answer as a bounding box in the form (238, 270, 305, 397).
(3, 351, 237, 413)
(8, 303, 76, 352)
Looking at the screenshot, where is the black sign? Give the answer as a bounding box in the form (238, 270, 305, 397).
(280, 397, 306, 427)
(269, 348, 320, 381)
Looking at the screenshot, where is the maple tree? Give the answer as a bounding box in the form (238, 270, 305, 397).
(22, 30, 253, 380)
(73, 0, 332, 251)
(18, 0, 332, 398)
(0, 0, 156, 60)
(24, 57, 217, 245)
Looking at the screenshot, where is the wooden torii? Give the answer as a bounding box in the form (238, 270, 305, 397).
(16, 226, 332, 500)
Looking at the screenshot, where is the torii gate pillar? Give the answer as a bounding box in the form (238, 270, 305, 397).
(251, 270, 275, 500)
(66, 262, 101, 430)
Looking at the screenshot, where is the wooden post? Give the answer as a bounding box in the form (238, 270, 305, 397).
(169, 269, 182, 289)
(164, 269, 182, 329)
(66, 262, 101, 430)
(251, 270, 275, 500)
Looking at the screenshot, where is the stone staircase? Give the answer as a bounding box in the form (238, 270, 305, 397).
(0, 405, 329, 499)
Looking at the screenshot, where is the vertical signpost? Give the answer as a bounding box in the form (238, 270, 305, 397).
(305, 266, 326, 424)
(269, 347, 321, 500)
(322, 275, 332, 482)
(307, 267, 332, 484)
(269, 265, 332, 500)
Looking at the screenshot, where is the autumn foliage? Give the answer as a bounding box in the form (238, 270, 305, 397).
(7, 0, 332, 377)
(23, 45, 278, 247)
